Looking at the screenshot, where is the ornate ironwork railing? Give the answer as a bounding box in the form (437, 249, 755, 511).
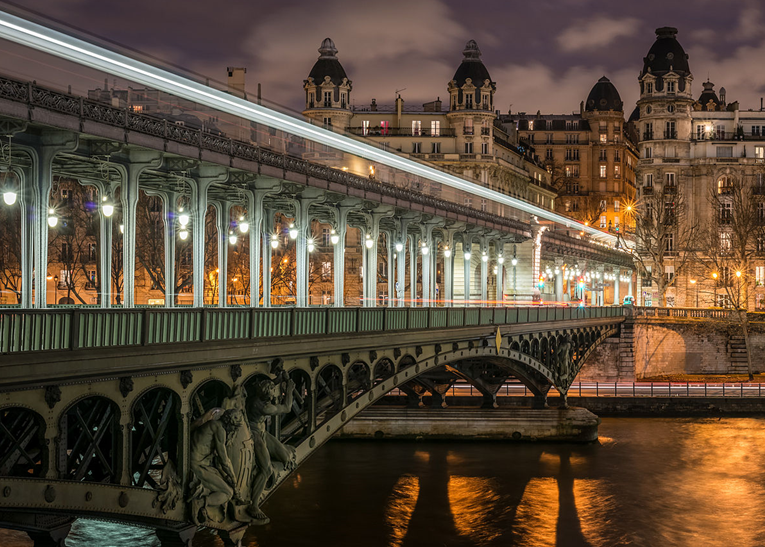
(632, 306, 765, 320)
(0, 306, 625, 354)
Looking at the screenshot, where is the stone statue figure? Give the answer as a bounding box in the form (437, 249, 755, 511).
(187, 407, 245, 525)
(555, 335, 574, 385)
(246, 376, 298, 525)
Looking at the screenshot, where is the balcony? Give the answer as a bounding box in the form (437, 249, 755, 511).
(663, 130, 677, 140)
(481, 128, 491, 136)
(463, 128, 474, 135)
(642, 186, 654, 195)
(643, 131, 654, 140)
(345, 127, 455, 137)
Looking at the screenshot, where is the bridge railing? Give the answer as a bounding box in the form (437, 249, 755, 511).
(633, 306, 765, 321)
(0, 306, 625, 354)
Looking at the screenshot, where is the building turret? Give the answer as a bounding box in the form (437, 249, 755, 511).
(303, 38, 353, 131)
(446, 40, 496, 156)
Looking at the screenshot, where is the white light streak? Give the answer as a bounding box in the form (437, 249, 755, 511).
(0, 11, 620, 244)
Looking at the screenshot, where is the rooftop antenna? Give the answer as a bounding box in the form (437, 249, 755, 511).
(395, 87, 406, 98)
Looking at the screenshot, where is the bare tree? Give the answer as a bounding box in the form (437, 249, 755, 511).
(697, 174, 765, 379)
(618, 180, 698, 306)
(0, 204, 22, 304)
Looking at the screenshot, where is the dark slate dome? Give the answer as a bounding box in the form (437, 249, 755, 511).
(452, 40, 493, 87)
(585, 76, 623, 111)
(307, 38, 348, 85)
(628, 105, 640, 123)
(642, 27, 690, 76)
(698, 81, 722, 110)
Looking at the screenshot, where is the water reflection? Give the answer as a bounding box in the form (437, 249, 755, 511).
(3, 418, 765, 546)
(385, 475, 419, 547)
(447, 476, 505, 544)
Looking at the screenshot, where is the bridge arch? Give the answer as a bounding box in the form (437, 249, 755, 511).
(59, 395, 121, 484)
(129, 387, 182, 489)
(0, 406, 46, 478)
(372, 358, 395, 385)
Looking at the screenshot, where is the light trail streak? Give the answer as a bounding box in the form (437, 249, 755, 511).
(0, 9, 625, 245)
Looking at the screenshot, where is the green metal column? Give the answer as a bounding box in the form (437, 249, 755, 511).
(216, 200, 231, 307)
(191, 166, 227, 308)
(162, 190, 177, 307)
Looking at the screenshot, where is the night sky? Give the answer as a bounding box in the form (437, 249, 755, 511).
(15, 0, 765, 115)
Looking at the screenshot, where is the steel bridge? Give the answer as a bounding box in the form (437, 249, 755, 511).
(0, 305, 625, 545)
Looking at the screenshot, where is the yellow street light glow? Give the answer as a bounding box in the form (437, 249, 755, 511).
(736, 270, 742, 277)
(0, 10, 622, 246)
(712, 272, 718, 279)
(689, 279, 696, 284)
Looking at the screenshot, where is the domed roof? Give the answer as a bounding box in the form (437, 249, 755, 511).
(642, 27, 690, 76)
(452, 40, 493, 87)
(585, 76, 623, 112)
(306, 38, 348, 86)
(628, 105, 640, 123)
(698, 81, 722, 110)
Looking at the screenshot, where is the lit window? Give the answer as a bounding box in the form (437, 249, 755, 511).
(756, 146, 764, 159)
(600, 215, 607, 228)
(757, 266, 765, 286)
(600, 165, 607, 178)
(362, 120, 370, 136)
(431, 120, 440, 137)
(600, 134, 608, 143)
(380, 121, 390, 135)
(412, 120, 422, 136)
(614, 201, 620, 212)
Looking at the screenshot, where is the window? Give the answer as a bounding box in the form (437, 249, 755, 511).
(431, 120, 440, 137)
(644, 122, 653, 140)
(600, 165, 607, 178)
(432, 142, 441, 153)
(88, 243, 97, 262)
(666, 172, 676, 187)
(571, 201, 580, 212)
(308, 92, 314, 108)
(759, 202, 765, 222)
(380, 141, 389, 151)
(720, 231, 732, 252)
(412, 120, 422, 136)
(696, 125, 705, 140)
(565, 134, 580, 144)
(756, 146, 764, 159)
(757, 266, 765, 286)
(481, 199, 487, 212)
(645, 173, 654, 187)
(645, 82, 653, 94)
(565, 165, 580, 178)
(667, 104, 675, 113)
(58, 270, 71, 289)
(323, 91, 332, 107)
(565, 149, 579, 161)
(321, 228, 330, 246)
(614, 216, 620, 228)
(600, 134, 608, 144)
(665, 121, 676, 139)
(361, 120, 370, 136)
(645, 146, 652, 158)
(599, 149, 607, 161)
(412, 142, 422, 154)
(753, 126, 762, 136)
(614, 165, 621, 178)
(380, 121, 390, 135)
(321, 261, 332, 281)
(614, 150, 621, 162)
(341, 93, 346, 108)
(546, 133, 553, 144)
(323, 117, 332, 129)
(599, 215, 607, 228)
(718, 175, 733, 193)
(464, 118, 473, 135)
(464, 142, 473, 154)
(665, 265, 675, 282)
(614, 200, 621, 212)
(465, 94, 473, 109)
(546, 148, 553, 160)
(60, 242, 72, 262)
(599, 199, 607, 210)
(481, 142, 489, 154)
(666, 81, 676, 93)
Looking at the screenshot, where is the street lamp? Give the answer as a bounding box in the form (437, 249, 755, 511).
(365, 234, 374, 249)
(481, 252, 488, 263)
(464, 251, 471, 261)
(421, 244, 429, 255)
(511, 257, 518, 266)
(443, 246, 451, 258)
(289, 223, 298, 239)
(330, 229, 340, 245)
(395, 242, 404, 253)
(270, 234, 279, 249)
(47, 208, 58, 228)
(2, 191, 16, 205)
(228, 231, 237, 245)
(307, 239, 315, 253)
(238, 216, 249, 233)
(101, 196, 114, 217)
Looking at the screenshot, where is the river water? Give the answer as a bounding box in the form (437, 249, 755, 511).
(2, 417, 765, 546)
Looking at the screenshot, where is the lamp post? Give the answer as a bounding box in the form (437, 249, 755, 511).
(53, 275, 58, 306)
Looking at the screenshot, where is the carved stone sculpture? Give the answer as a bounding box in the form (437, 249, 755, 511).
(186, 408, 244, 525)
(153, 461, 182, 514)
(245, 376, 298, 525)
(555, 335, 574, 387)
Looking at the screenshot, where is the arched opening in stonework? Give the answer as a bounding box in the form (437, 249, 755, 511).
(0, 406, 46, 477)
(60, 396, 121, 483)
(130, 388, 181, 489)
(190, 379, 232, 423)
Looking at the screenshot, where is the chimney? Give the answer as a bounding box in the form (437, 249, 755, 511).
(227, 67, 247, 99)
(371, 98, 377, 111)
(395, 94, 404, 127)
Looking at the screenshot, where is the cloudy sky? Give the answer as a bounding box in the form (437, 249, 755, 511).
(13, 0, 765, 115)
